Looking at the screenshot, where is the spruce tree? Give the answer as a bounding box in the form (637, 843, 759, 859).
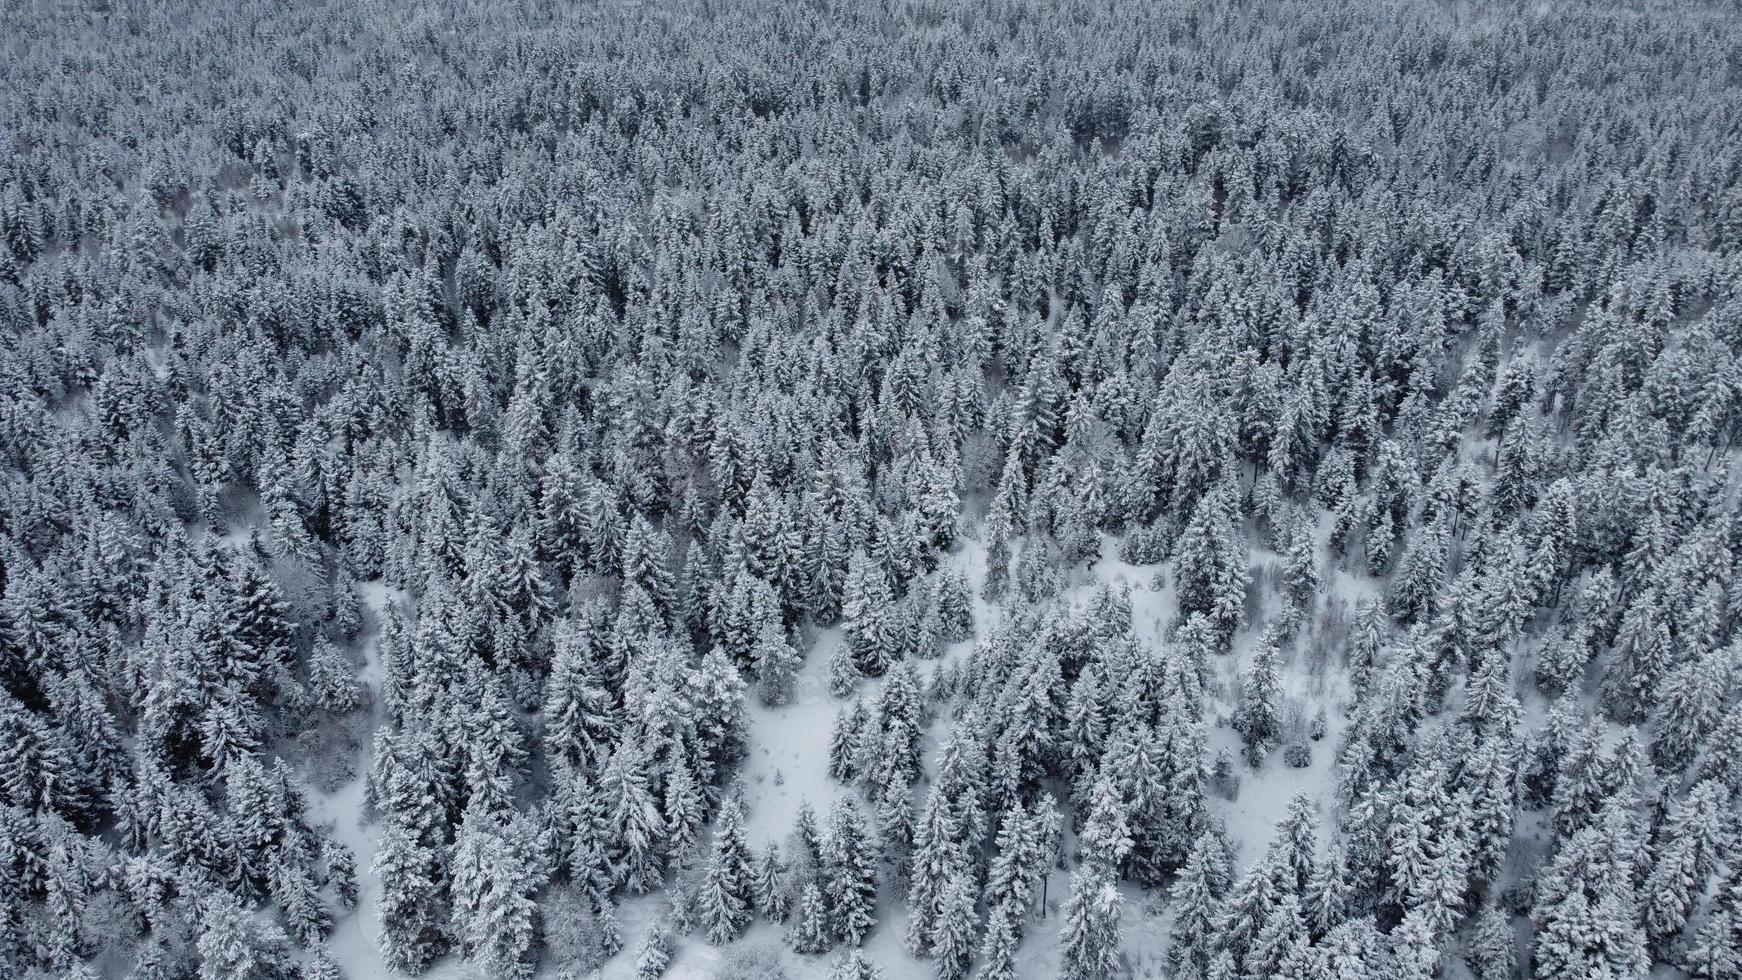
(823, 800, 879, 946)
(373, 812, 447, 974)
(975, 903, 1021, 980)
(789, 882, 833, 954)
(699, 795, 754, 944)
(1168, 834, 1224, 976)
(931, 870, 980, 980)
(1235, 645, 1284, 767)
(448, 805, 548, 980)
(1465, 902, 1515, 980)
(1058, 861, 1122, 980)
(756, 843, 791, 923)
(829, 949, 886, 980)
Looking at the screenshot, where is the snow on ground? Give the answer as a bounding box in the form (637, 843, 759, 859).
(735, 623, 858, 852)
(310, 531, 1357, 979)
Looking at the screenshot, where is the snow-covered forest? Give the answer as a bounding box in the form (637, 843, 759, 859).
(3, 0, 1742, 977)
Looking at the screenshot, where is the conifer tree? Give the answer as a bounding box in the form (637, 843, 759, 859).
(753, 623, 802, 706)
(830, 700, 867, 782)
(1173, 486, 1250, 650)
(543, 623, 617, 771)
(635, 921, 676, 980)
(790, 882, 833, 955)
(1235, 645, 1284, 766)
(1168, 834, 1224, 976)
(756, 843, 791, 923)
(932, 870, 980, 980)
(830, 949, 886, 980)
(843, 553, 896, 677)
(829, 642, 863, 698)
(1058, 861, 1122, 980)
(1465, 902, 1515, 980)
(932, 570, 975, 644)
(449, 805, 548, 980)
(975, 902, 1021, 980)
(373, 811, 448, 974)
(824, 800, 879, 945)
(601, 740, 666, 894)
(301, 949, 344, 980)
(699, 795, 755, 944)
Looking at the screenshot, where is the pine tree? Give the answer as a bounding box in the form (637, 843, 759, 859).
(1278, 507, 1322, 622)
(975, 903, 1021, 980)
(1649, 644, 1728, 773)
(907, 780, 971, 956)
(1172, 486, 1250, 650)
(806, 514, 851, 624)
(829, 949, 886, 980)
(1534, 886, 1649, 980)
(1550, 722, 1609, 838)
(601, 739, 666, 893)
(456, 665, 527, 814)
(875, 766, 917, 880)
(449, 805, 549, 980)
(690, 644, 749, 771)
(1641, 780, 1728, 943)
(1465, 902, 1515, 980)
(325, 840, 359, 910)
(304, 638, 365, 715)
(1390, 517, 1450, 625)
(1244, 892, 1307, 979)
(635, 921, 676, 980)
(301, 948, 344, 980)
(543, 623, 617, 770)
(699, 795, 754, 944)
(1391, 907, 1441, 980)
(932, 570, 975, 643)
(1686, 901, 1742, 980)
(662, 758, 706, 857)
(1534, 623, 1591, 698)
(1304, 840, 1350, 937)
(1695, 701, 1742, 793)
(753, 622, 802, 706)
(985, 804, 1044, 916)
(823, 800, 879, 945)
(873, 659, 925, 787)
(720, 569, 778, 667)
(789, 882, 833, 954)
(932, 869, 980, 980)
(1058, 862, 1122, 980)
(621, 515, 676, 616)
(843, 552, 896, 676)
(829, 641, 863, 698)
(373, 811, 448, 974)
(1531, 826, 1650, 980)
(1218, 842, 1290, 960)
(1075, 770, 1134, 874)
(1168, 834, 1224, 975)
(274, 862, 332, 947)
(830, 700, 867, 782)
(1343, 598, 1389, 700)
(1601, 590, 1674, 721)
(755, 843, 791, 922)
(196, 891, 292, 980)
(1235, 645, 1283, 767)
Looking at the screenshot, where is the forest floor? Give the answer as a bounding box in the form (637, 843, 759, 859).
(306, 531, 1371, 979)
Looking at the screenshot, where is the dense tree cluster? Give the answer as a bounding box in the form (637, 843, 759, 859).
(2, 0, 1740, 977)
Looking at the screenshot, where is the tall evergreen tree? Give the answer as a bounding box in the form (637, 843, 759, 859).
(1058, 861, 1122, 980)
